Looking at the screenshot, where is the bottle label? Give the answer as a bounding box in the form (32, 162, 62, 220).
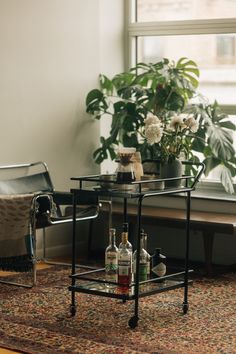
(139, 263, 148, 281)
(105, 252, 118, 265)
(118, 259, 131, 285)
(105, 252, 118, 277)
(105, 252, 118, 284)
(118, 260, 131, 276)
(152, 262, 166, 277)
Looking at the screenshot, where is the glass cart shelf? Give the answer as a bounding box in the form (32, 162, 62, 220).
(69, 161, 205, 328)
(69, 267, 193, 301)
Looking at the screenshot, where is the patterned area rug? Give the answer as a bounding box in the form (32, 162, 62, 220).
(0, 266, 236, 354)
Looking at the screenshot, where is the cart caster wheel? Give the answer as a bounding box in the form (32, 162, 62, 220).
(70, 305, 76, 317)
(128, 316, 139, 329)
(183, 303, 188, 314)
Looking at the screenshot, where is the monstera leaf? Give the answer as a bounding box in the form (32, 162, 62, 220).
(207, 124, 234, 161)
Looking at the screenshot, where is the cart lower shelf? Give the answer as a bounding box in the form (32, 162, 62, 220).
(68, 268, 193, 301)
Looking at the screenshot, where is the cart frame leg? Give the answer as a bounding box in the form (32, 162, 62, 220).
(183, 191, 191, 314)
(129, 196, 143, 328)
(70, 190, 77, 316)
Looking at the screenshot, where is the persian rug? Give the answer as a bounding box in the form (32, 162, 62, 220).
(0, 266, 236, 354)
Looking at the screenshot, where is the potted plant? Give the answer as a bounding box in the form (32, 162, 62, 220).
(85, 58, 236, 193)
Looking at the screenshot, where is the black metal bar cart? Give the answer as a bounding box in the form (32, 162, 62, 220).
(68, 161, 204, 328)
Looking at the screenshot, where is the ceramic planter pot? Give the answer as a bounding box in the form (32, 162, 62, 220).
(160, 158, 183, 188)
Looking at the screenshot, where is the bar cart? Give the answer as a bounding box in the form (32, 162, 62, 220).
(69, 161, 204, 328)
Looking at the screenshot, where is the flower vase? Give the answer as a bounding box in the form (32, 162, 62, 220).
(160, 158, 183, 188)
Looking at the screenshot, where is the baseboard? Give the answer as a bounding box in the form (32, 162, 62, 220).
(36, 240, 86, 259)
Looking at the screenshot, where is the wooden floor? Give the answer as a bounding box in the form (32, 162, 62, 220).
(0, 349, 22, 354)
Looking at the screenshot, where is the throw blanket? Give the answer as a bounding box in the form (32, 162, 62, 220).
(0, 194, 35, 272)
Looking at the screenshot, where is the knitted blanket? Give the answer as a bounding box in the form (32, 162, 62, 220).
(0, 194, 35, 272)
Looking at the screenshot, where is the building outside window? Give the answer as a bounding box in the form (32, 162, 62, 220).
(126, 0, 236, 195)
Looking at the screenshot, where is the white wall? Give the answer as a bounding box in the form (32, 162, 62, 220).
(0, 0, 124, 190)
(0, 0, 125, 257)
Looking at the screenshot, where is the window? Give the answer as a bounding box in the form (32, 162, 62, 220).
(136, 0, 236, 22)
(126, 0, 236, 193)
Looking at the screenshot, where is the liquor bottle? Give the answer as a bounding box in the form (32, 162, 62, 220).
(119, 222, 132, 255)
(151, 248, 166, 280)
(105, 228, 118, 285)
(143, 232, 151, 279)
(118, 231, 132, 287)
(133, 232, 150, 282)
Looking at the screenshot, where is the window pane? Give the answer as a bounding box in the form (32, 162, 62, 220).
(137, 0, 236, 22)
(137, 34, 236, 105)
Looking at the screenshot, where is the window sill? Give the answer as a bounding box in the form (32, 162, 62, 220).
(191, 180, 236, 202)
(122, 180, 236, 215)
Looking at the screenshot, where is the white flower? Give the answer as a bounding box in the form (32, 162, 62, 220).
(168, 114, 186, 131)
(144, 113, 161, 127)
(145, 124, 163, 145)
(185, 115, 199, 133)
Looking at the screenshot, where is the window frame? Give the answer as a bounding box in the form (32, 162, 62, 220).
(125, 0, 236, 200)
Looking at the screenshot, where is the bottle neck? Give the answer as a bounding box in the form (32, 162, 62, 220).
(143, 233, 147, 250)
(121, 232, 128, 244)
(140, 235, 145, 250)
(110, 234, 116, 246)
(109, 228, 116, 246)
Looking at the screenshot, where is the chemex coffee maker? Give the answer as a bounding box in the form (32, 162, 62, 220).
(116, 147, 136, 184)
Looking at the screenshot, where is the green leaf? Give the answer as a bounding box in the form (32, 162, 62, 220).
(99, 74, 113, 94)
(191, 138, 206, 153)
(113, 101, 126, 114)
(108, 146, 117, 160)
(207, 125, 235, 160)
(176, 58, 199, 75)
(181, 72, 199, 89)
(112, 72, 135, 91)
(93, 147, 108, 164)
(166, 91, 185, 111)
(86, 89, 103, 106)
(219, 165, 235, 194)
(122, 133, 139, 147)
(175, 57, 199, 90)
(85, 89, 108, 115)
(202, 157, 221, 176)
(218, 121, 236, 130)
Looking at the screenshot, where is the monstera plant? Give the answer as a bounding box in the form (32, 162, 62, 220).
(86, 58, 236, 193)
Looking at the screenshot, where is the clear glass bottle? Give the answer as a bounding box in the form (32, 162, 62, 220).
(119, 222, 132, 255)
(133, 232, 150, 282)
(105, 228, 118, 285)
(118, 232, 132, 287)
(151, 248, 166, 280)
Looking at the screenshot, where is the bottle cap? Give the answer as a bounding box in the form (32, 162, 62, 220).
(123, 223, 128, 232)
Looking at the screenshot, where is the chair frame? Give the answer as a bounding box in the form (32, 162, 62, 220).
(0, 161, 101, 287)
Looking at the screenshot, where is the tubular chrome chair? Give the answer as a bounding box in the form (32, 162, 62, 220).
(0, 162, 100, 286)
